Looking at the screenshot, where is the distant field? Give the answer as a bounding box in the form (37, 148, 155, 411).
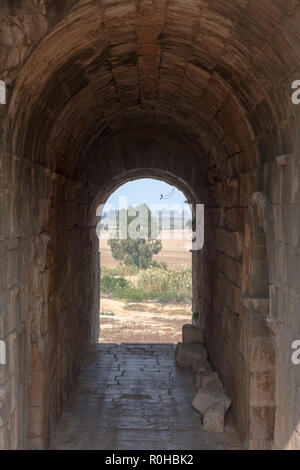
(99, 230, 192, 270)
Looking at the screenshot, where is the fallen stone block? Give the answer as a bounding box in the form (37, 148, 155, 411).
(175, 342, 207, 368)
(194, 371, 223, 390)
(192, 389, 231, 415)
(203, 403, 225, 433)
(182, 324, 204, 344)
(201, 371, 224, 390)
(191, 357, 211, 374)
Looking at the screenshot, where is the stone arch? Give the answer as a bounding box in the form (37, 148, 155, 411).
(88, 153, 203, 343)
(1, 0, 300, 450)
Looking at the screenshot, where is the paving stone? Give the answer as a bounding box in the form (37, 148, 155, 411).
(49, 344, 240, 450)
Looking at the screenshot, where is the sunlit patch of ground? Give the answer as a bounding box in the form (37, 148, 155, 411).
(99, 297, 191, 344)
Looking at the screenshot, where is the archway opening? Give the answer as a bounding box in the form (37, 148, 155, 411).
(96, 178, 194, 344)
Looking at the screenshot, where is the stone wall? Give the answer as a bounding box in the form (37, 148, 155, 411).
(202, 152, 300, 449)
(0, 151, 93, 448)
(1, 0, 300, 450)
(264, 154, 300, 450)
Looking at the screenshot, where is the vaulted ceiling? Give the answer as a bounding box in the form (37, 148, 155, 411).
(3, 0, 300, 181)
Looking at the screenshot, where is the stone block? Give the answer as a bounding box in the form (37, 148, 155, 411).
(175, 343, 207, 368)
(182, 324, 204, 344)
(203, 403, 225, 433)
(28, 407, 43, 437)
(249, 406, 276, 440)
(194, 370, 223, 390)
(192, 358, 211, 375)
(192, 389, 231, 415)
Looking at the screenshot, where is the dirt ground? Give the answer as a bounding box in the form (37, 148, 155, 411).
(99, 230, 192, 270)
(99, 297, 191, 344)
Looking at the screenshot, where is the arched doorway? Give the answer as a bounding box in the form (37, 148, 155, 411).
(95, 178, 193, 344)
(89, 168, 203, 346)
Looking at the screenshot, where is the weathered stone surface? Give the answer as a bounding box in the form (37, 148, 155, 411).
(194, 371, 223, 391)
(0, 0, 300, 451)
(249, 406, 276, 441)
(203, 403, 225, 434)
(192, 389, 231, 416)
(182, 324, 204, 344)
(175, 343, 207, 368)
(191, 358, 211, 375)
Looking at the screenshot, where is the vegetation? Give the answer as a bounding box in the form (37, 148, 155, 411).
(192, 311, 200, 323)
(101, 265, 192, 303)
(101, 265, 139, 277)
(101, 274, 129, 292)
(107, 204, 162, 269)
(112, 287, 146, 302)
(100, 311, 115, 316)
(101, 262, 167, 277)
(149, 260, 168, 270)
(136, 267, 192, 302)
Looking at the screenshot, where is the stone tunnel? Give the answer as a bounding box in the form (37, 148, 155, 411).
(0, 0, 300, 450)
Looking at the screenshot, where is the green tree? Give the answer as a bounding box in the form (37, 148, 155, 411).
(108, 204, 162, 269)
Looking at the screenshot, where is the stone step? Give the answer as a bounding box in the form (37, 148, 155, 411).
(182, 324, 204, 344)
(175, 342, 207, 368)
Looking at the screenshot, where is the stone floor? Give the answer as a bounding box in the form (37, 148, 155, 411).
(49, 343, 241, 450)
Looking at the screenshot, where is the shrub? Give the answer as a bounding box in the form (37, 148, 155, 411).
(192, 311, 200, 323)
(112, 287, 145, 302)
(101, 275, 129, 292)
(149, 260, 168, 270)
(107, 204, 162, 269)
(108, 238, 162, 269)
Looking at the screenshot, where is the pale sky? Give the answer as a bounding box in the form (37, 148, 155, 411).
(104, 178, 191, 216)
